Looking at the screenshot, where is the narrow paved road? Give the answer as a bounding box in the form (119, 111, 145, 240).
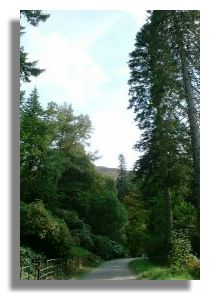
(82, 258, 138, 280)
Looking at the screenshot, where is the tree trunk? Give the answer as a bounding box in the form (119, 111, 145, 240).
(163, 161, 173, 242)
(174, 16, 200, 228)
(179, 50, 200, 226)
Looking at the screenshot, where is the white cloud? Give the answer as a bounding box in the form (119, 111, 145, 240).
(88, 89, 140, 169)
(127, 10, 147, 26)
(24, 29, 110, 109)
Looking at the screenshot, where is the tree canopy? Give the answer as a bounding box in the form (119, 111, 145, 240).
(128, 10, 199, 261)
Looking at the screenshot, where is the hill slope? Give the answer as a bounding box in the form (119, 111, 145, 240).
(95, 166, 119, 180)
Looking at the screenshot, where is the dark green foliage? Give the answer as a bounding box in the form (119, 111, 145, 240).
(56, 153, 95, 217)
(117, 154, 127, 201)
(20, 88, 128, 261)
(145, 234, 169, 265)
(127, 10, 200, 263)
(20, 201, 74, 258)
(124, 192, 147, 257)
(87, 176, 128, 244)
(173, 200, 199, 255)
(110, 240, 127, 258)
(20, 10, 49, 83)
(169, 230, 192, 271)
(20, 88, 60, 207)
(55, 209, 94, 250)
(20, 47, 45, 83)
(20, 92, 93, 211)
(20, 246, 45, 266)
(20, 246, 46, 280)
(91, 235, 113, 260)
(93, 235, 126, 260)
(20, 10, 50, 26)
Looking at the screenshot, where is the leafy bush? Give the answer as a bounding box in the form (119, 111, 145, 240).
(55, 209, 84, 229)
(69, 246, 101, 267)
(84, 254, 102, 267)
(93, 235, 113, 260)
(185, 254, 200, 279)
(20, 246, 46, 280)
(70, 246, 91, 258)
(20, 201, 74, 257)
(55, 208, 94, 249)
(20, 246, 45, 267)
(110, 240, 127, 258)
(169, 230, 192, 271)
(93, 235, 127, 259)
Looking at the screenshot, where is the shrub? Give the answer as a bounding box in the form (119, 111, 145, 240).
(20, 246, 46, 280)
(85, 254, 102, 267)
(93, 235, 127, 259)
(93, 235, 113, 260)
(185, 254, 200, 279)
(110, 240, 127, 258)
(20, 201, 74, 257)
(169, 230, 192, 271)
(20, 246, 45, 267)
(70, 246, 91, 258)
(69, 246, 102, 268)
(55, 208, 94, 249)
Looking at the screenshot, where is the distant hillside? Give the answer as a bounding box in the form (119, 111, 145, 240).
(95, 166, 119, 180)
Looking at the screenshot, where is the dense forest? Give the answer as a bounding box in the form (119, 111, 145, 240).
(20, 10, 200, 280)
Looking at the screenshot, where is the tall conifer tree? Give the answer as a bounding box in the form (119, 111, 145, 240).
(128, 10, 200, 259)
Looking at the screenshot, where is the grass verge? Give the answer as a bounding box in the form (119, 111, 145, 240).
(56, 257, 103, 280)
(129, 259, 193, 280)
(56, 266, 93, 280)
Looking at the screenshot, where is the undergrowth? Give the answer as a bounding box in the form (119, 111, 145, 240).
(129, 259, 194, 280)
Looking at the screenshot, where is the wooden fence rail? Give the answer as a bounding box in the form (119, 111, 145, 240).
(20, 258, 66, 280)
(20, 255, 95, 280)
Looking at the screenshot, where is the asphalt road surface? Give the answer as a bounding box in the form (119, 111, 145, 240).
(81, 258, 138, 280)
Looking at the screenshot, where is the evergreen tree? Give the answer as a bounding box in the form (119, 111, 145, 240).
(171, 11, 200, 224)
(128, 10, 199, 261)
(20, 10, 50, 83)
(117, 154, 127, 201)
(20, 88, 54, 203)
(20, 10, 50, 26)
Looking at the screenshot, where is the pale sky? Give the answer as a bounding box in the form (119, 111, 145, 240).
(21, 10, 147, 169)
